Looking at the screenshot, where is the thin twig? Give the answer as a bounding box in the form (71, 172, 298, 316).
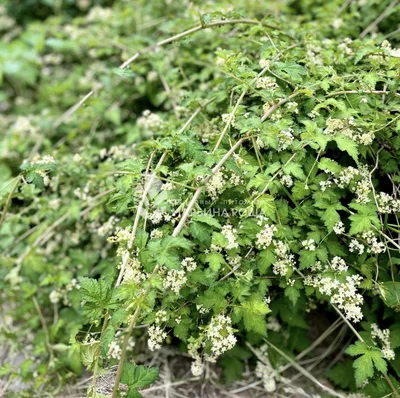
(360, 0, 399, 37)
(326, 89, 400, 98)
(262, 341, 345, 398)
(32, 296, 54, 363)
(56, 19, 285, 127)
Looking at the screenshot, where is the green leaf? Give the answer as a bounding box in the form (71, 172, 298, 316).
(121, 363, 159, 388)
(346, 341, 369, 356)
(346, 342, 387, 387)
(274, 61, 307, 82)
(205, 252, 225, 272)
(321, 206, 341, 231)
(79, 278, 112, 321)
(349, 203, 380, 235)
(285, 286, 300, 306)
(257, 248, 275, 274)
(190, 222, 211, 244)
(235, 297, 270, 335)
(299, 250, 317, 269)
(318, 158, 342, 174)
(353, 354, 375, 387)
(325, 360, 355, 389)
(80, 342, 100, 370)
(192, 213, 221, 228)
(126, 389, 142, 398)
(255, 195, 276, 218)
(147, 236, 194, 269)
(113, 67, 135, 78)
(381, 282, 400, 309)
(334, 135, 358, 162)
(282, 163, 306, 180)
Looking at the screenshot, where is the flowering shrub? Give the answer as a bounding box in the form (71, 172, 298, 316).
(1, 0, 400, 397)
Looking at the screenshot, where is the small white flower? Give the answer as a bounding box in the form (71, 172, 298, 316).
(302, 239, 316, 251)
(256, 76, 278, 90)
(221, 224, 239, 250)
(277, 129, 294, 151)
(148, 325, 167, 351)
(333, 221, 345, 234)
(163, 269, 187, 294)
(280, 174, 293, 187)
(256, 224, 277, 249)
(349, 239, 365, 255)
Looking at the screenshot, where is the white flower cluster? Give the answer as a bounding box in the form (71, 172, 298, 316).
(188, 337, 205, 376)
(122, 254, 147, 284)
(272, 240, 295, 276)
(286, 101, 299, 114)
(221, 113, 236, 127)
(206, 170, 225, 200)
(371, 323, 395, 360)
(163, 269, 187, 294)
(221, 224, 239, 250)
(49, 290, 63, 304)
(98, 144, 134, 161)
(150, 228, 164, 239)
(155, 309, 168, 323)
(148, 325, 167, 351)
(204, 314, 237, 360)
(266, 316, 281, 332)
(97, 216, 118, 237)
(31, 154, 56, 165)
(161, 182, 174, 191)
(259, 59, 270, 69)
(256, 136, 265, 149)
(262, 102, 282, 121)
(196, 304, 210, 314)
(229, 173, 244, 186)
(255, 345, 278, 392)
(361, 231, 386, 254)
(256, 76, 278, 90)
(305, 271, 364, 322)
(333, 221, 345, 235)
(330, 256, 348, 273)
(188, 314, 237, 376)
(107, 340, 122, 360)
(12, 116, 38, 136)
(137, 110, 162, 130)
(107, 226, 131, 244)
(376, 192, 400, 214)
(381, 40, 400, 58)
(306, 42, 323, 65)
(147, 311, 169, 351)
(349, 239, 365, 255)
(181, 257, 197, 272)
(324, 165, 372, 204)
(277, 129, 294, 151)
(332, 18, 343, 29)
(280, 174, 293, 187)
(148, 210, 164, 224)
(190, 356, 204, 376)
(338, 38, 354, 56)
(302, 239, 316, 251)
(86, 6, 113, 21)
(256, 224, 277, 249)
(161, 257, 197, 294)
(323, 117, 374, 145)
(49, 278, 80, 305)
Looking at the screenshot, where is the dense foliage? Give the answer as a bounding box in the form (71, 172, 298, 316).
(1, 0, 400, 397)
